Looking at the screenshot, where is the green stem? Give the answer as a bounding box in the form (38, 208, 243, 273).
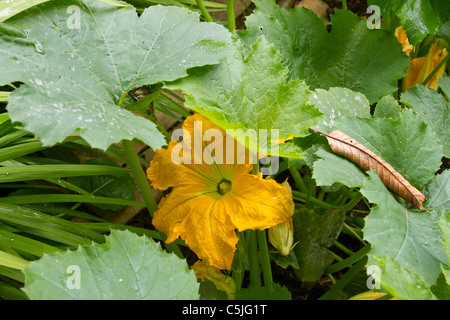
(122, 140, 158, 216)
(8, 83, 18, 90)
(317, 188, 326, 202)
(148, 113, 171, 142)
(342, 222, 364, 243)
(118, 91, 128, 108)
(342, 0, 348, 10)
(195, 0, 213, 22)
(233, 232, 246, 293)
(257, 230, 273, 291)
(333, 240, 355, 256)
(318, 257, 367, 300)
(246, 229, 261, 287)
(327, 273, 336, 284)
(124, 140, 183, 258)
(226, 0, 236, 32)
(324, 244, 370, 275)
(326, 248, 344, 262)
(421, 53, 449, 87)
(289, 167, 308, 194)
(292, 190, 336, 210)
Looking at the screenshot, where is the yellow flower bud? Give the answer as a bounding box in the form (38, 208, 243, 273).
(268, 217, 295, 256)
(268, 180, 296, 256)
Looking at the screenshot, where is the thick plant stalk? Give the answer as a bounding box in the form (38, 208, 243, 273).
(123, 140, 184, 258)
(226, 0, 236, 32)
(257, 229, 273, 291)
(122, 140, 158, 216)
(246, 229, 261, 287)
(195, 0, 213, 22)
(232, 232, 246, 292)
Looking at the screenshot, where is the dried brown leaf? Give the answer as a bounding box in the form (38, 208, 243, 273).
(311, 128, 426, 210)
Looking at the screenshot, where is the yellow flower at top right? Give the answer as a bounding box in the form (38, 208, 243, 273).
(395, 26, 448, 92)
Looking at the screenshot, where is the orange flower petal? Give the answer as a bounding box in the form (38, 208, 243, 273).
(147, 140, 217, 190)
(395, 26, 413, 56)
(148, 113, 254, 190)
(179, 196, 239, 270)
(152, 185, 239, 269)
(403, 43, 448, 91)
(182, 113, 254, 175)
(403, 57, 427, 91)
(426, 47, 447, 89)
(152, 183, 217, 243)
(224, 173, 293, 231)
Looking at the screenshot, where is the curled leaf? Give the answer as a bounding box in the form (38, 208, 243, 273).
(191, 260, 235, 299)
(311, 128, 426, 210)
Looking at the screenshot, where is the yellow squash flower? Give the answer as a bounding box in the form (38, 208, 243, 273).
(395, 26, 413, 56)
(147, 113, 293, 270)
(403, 42, 448, 92)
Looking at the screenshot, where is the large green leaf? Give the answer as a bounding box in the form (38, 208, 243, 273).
(368, 0, 450, 45)
(312, 148, 367, 188)
(373, 95, 401, 119)
(312, 108, 442, 191)
(238, 0, 410, 103)
(0, 0, 131, 22)
(292, 208, 345, 282)
(22, 230, 199, 299)
(371, 255, 437, 300)
(309, 87, 371, 134)
(0, 0, 231, 150)
(439, 211, 450, 289)
(400, 85, 450, 158)
(424, 171, 450, 293)
(334, 108, 442, 189)
(166, 36, 322, 157)
(424, 170, 450, 215)
(362, 171, 448, 299)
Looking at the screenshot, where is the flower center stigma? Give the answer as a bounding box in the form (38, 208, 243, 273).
(218, 179, 232, 195)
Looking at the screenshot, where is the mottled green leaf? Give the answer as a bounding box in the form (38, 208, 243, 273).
(438, 76, 450, 99)
(400, 85, 450, 157)
(372, 255, 437, 300)
(166, 37, 322, 157)
(369, 0, 450, 45)
(292, 208, 345, 282)
(431, 273, 450, 300)
(239, 0, 410, 103)
(373, 95, 401, 119)
(309, 87, 371, 133)
(424, 170, 450, 215)
(23, 230, 199, 299)
(335, 109, 442, 188)
(439, 211, 450, 288)
(362, 171, 447, 296)
(313, 148, 367, 188)
(0, 0, 231, 150)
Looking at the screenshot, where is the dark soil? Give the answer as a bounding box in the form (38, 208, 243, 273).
(325, 0, 368, 16)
